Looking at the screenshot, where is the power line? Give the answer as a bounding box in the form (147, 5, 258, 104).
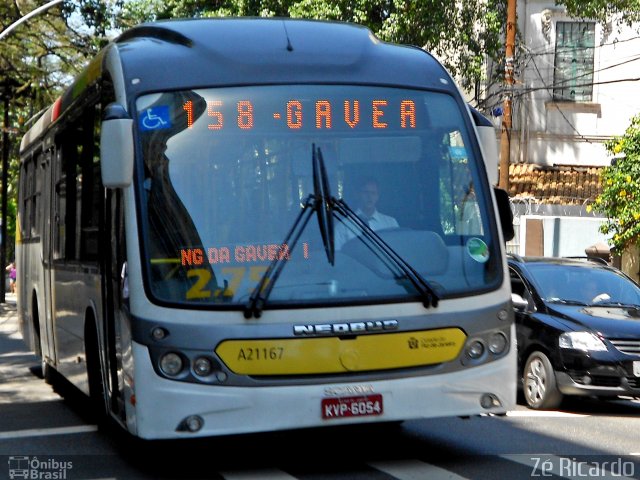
(477, 51, 640, 113)
(0, 0, 63, 41)
(528, 54, 590, 143)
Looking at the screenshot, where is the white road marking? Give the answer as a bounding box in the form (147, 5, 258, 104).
(220, 469, 297, 480)
(506, 410, 588, 417)
(0, 425, 98, 440)
(370, 459, 469, 480)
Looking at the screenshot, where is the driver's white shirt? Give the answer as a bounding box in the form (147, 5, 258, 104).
(335, 209, 399, 249)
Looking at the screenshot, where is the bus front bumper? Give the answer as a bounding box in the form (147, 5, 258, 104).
(128, 340, 516, 440)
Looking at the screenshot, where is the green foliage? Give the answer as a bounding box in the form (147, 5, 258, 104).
(591, 114, 640, 250)
(1, 1, 112, 255)
(62, 0, 125, 47)
(119, 0, 507, 92)
(3, 0, 640, 258)
(559, 0, 640, 27)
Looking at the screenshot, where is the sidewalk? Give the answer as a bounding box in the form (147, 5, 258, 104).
(0, 294, 59, 403)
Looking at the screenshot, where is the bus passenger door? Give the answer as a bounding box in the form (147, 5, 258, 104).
(41, 148, 57, 369)
(103, 188, 128, 422)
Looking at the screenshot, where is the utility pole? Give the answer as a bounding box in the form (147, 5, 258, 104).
(499, 0, 517, 191)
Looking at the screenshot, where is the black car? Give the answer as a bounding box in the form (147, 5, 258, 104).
(508, 254, 640, 409)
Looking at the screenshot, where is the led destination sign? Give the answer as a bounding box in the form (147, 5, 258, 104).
(177, 243, 312, 301)
(138, 87, 427, 134)
(182, 98, 418, 132)
(180, 242, 310, 266)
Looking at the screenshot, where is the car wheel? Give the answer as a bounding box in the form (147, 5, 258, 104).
(523, 351, 563, 410)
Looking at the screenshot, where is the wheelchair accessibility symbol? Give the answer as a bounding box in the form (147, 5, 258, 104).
(139, 106, 171, 131)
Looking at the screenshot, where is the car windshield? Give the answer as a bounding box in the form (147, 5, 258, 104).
(135, 85, 502, 307)
(526, 263, 640, 306)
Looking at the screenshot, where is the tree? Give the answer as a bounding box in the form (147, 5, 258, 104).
(62, 0, 125, 48)
(1, 1, 65, 257)
(591, 114, 640, 251)
(2, 0, 639, 259)
(1, 1, 119, 126)
(118, 0, 507, 93)
(559, 0, 640, 27)
(569, 1, 640, 251)
(0, 0, 113, 258)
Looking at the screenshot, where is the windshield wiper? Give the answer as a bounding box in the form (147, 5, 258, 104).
(591, 301, 635, 307)
(312, 145, 336, 265)
(244, 144, 335, 319)
(332, 198, 439, 308)
(548, 298, 587, 306)
(243, 195, 315, 318)
(244, 143, 437, 318)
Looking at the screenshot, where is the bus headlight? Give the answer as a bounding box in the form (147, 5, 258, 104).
(488, 332, 508, 354)
(193, 357, 213, 377)
(465, 340, 484, 359)
(159, 352, 184, 376)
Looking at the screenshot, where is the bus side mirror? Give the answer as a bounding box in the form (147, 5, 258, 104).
(494, 187, 514, 242)
(469, 105, 499, 186)
(477, 125, 499, 186)
(101, 103, 134, 188)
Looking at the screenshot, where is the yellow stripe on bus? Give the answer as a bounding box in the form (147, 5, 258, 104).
(150, 258, 181, 264)
(216, 328, 466, 375)
(15, 216, 21, 244)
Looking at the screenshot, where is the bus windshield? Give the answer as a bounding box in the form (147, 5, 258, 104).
(135, 85, 501, 307)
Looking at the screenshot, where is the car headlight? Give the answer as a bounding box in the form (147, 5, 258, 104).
(559, 332, 607, 352)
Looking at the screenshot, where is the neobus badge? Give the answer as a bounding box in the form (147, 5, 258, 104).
(293, 320, 398, 336)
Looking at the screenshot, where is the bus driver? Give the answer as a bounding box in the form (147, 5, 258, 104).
(335, 176, 399, 249)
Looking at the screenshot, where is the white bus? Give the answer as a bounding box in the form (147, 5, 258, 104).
(17, 18, 516, 439)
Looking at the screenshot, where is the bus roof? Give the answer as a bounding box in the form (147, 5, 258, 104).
(21, 18, 460, 154)
(114, 18, 454, 94)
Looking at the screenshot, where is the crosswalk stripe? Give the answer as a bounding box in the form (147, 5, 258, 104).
(506, 410, 588, 417)
(370, 459, 469, 480)
(220, 469, 297, 480)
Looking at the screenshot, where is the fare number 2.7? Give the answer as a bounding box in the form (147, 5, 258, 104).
(186, 266, 267, 300)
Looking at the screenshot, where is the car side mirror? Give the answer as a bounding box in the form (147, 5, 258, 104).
(511, 293, 528, 311)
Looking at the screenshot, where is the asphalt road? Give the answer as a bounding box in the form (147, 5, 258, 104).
(2, 296, 640, 480)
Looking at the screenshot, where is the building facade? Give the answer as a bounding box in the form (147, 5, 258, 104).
(486, 0, 640, 263)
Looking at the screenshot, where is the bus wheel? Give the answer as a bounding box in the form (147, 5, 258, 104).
(85, 318, 107, 422)
(31, 297, 53, 384)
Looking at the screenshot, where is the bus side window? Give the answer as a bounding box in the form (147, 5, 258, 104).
(19, 154, 41, 240)
(54, 103, 102, 263)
